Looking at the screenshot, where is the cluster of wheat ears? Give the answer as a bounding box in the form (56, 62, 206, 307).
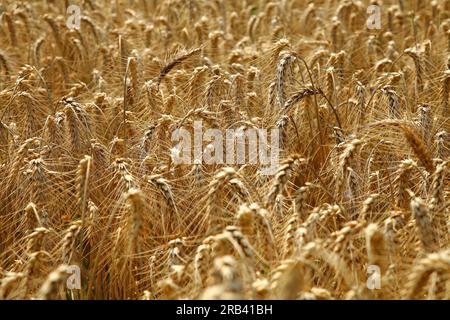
(0, 0, 448, 300)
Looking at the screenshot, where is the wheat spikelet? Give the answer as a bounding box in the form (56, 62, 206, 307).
(23, 251, 51, 296)
(429, 161, 448, 245)
(404, 47, 424, 95)
(205, 167, 239, 230)
(61, 222, 81, 264)
(270, 259, 306, 299)
(0, 272, 26, 299)
(266, 154, 303, 206)
(374, 121, 435, 173)
(283, 88, 321, 111)
(157, 47, 201, 87)
(328, 220, 364, 253)
(237, 203, 275, 261)
(276, 52, 296, 108)
(199, 255, 244, 299)
(3, 12, 17, 47)
(194, 237, 214, 289)
(381, 87, 401, 118)
(359, 193, 379, 221)
(36, 265, 69, 300)
(24, 202, 42, 229)
(223, 226, 255, 263)
(440, 70, 450, 117)
(410, 195, 439, 253)
(395, 159, 416, 209)
(25, 227, 50, 254)
(125, 188, 147, 254)
(43, 15, 64, 55)
(76, 155, 92, 226)
(146, 175, 180, 229)
(365, 223, 388, 273)
(284, 215, 300, 258)
(335, 139, 362, 200)
(405, 249, 450, 299)
(434, 131, 448, 159)
(418, 106, 431, 144)
(301, 287, 333, 300)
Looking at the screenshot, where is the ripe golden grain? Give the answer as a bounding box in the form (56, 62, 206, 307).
(0, 0, 448, 301)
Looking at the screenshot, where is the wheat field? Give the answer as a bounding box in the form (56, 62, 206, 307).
(0, 0, 448, 300)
